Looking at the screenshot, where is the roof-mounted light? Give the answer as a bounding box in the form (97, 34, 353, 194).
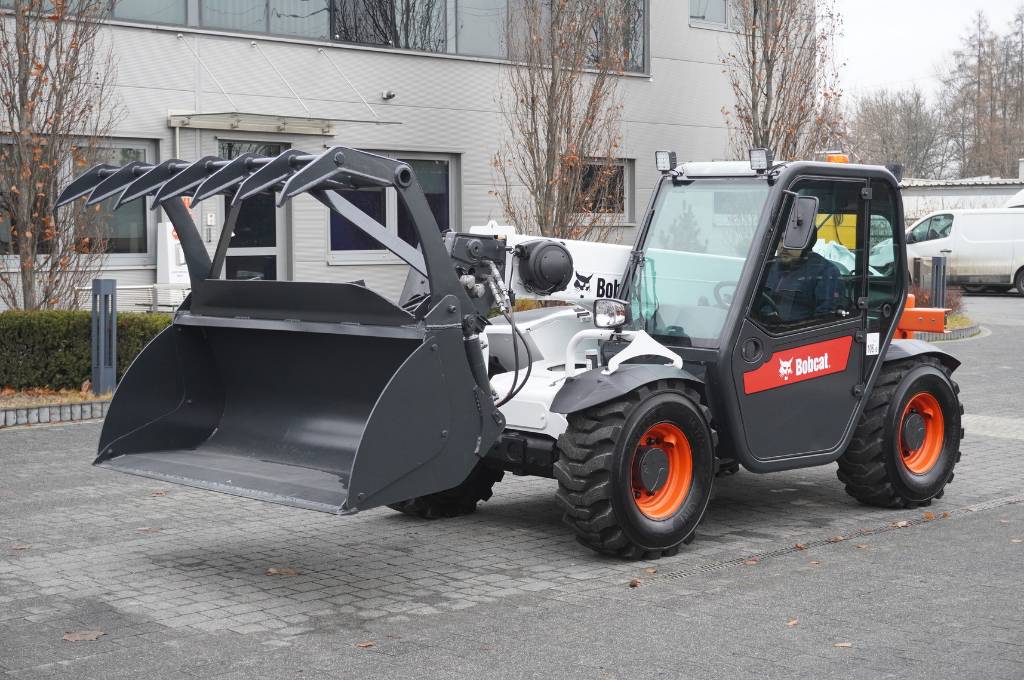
(655, 150, 677, 174)
(825, 152, 850, 164)
(749, 148, 774, 173)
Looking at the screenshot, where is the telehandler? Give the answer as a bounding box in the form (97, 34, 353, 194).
(57, 147, 963, 559)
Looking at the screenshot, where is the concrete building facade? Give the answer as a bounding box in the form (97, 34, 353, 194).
(9, 0, 737, 306)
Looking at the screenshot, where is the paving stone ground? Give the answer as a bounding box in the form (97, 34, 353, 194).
(1, 294, 1022, 678)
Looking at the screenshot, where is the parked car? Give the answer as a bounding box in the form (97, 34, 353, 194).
(905, 209, 1024, 295)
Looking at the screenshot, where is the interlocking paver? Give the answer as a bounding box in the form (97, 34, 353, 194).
(1, 296, 1022, 679)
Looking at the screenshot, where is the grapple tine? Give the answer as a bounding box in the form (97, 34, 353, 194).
(115, 159, 189, 209)
(153, 156, 222, 202)
(193, 153, 256, 202)
(277, 147, 348, 207)
(234, 149, 308, 204)
(56, 163, 118, 207)
(85, 162, 152, 206)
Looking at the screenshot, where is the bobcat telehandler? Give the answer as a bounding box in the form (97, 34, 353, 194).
(57, 146, 963, 559)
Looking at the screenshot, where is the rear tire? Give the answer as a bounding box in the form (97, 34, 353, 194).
(387, 463, 504, 518)
(837, 357, 963, 508)
(1014, 268, 1024, 296)
(554, 381, 715, 559)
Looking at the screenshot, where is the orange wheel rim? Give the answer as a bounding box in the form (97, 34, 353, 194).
(631, 422, 693, 520)
(898, 392, 945, 475)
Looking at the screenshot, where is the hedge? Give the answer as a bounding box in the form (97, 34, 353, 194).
(0, 311, 172, 391)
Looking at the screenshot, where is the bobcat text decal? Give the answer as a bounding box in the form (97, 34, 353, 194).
(742, 336, 853, 394)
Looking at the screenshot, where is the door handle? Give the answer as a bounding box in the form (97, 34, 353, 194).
(940, 249, 952, 254)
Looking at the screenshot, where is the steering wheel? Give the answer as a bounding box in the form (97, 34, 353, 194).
(759, 292, 780, 318)
(713, 281, 738, 308)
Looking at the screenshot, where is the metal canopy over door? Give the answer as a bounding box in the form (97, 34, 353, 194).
(730, 176, 869, 466)
(219, 140, 288, 280)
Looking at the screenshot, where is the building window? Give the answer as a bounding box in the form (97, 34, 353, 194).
(97, 147, 149, 254)
(118, 0, 646, 72)
(575, 159, 633, 222)
(1, 143, 148, 258)
(271, 0, 333, 39)
(113, 0, 188, 24)
(328, 154, 455, 264)
(455, 0, 507, 57)
(689, 0, 727, 27)
(333, 0, 448, 50)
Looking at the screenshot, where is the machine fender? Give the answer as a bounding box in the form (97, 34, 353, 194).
(884, 339, 960, 373)
(550, 364, 703, 415)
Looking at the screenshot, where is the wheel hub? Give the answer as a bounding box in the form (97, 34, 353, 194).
(636, 446, 669, 495)
(901, 412, 927, 452)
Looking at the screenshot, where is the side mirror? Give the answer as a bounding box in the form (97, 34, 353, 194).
(905, 231, 917, 244)
(593, 298, 631, 329)
(782, 195, 819, 251)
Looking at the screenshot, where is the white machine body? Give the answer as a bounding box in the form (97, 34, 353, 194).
(472, 221, 681, 440)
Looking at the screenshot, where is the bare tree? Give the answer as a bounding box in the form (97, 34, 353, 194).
(721, 0, 844, 160)
(0, 0, 122, 310)
(847, 87, 951, 178)
(939, 7, 1024, 178)
(493, 0, 640, 241)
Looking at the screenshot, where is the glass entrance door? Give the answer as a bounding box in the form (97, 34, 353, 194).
(218, 140, 287, 280)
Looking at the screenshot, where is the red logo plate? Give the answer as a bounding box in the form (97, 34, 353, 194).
(743, 336, 853, 394)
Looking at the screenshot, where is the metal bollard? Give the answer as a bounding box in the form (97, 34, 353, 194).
(911, 257, 923, 287)
(931, 256, 947, 308)
(91, 279, 117, 395)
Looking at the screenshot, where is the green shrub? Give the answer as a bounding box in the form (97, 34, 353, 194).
(0, 310, 172, 390)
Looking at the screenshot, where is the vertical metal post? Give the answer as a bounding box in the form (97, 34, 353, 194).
(931, 256, 947, 308)
(911, 257, 923, 287)
(91, 279, 117, 395)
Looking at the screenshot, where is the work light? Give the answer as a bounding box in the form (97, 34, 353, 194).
(655, 150, 677, 173)
(749, 148, 774, 172)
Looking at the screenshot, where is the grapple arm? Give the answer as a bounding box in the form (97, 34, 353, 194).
(57, 146, 511, 514)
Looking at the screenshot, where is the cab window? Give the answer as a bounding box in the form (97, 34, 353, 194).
(866, 184, 901, 333)
(907, 213, 953, 243)
(752, 179, 862, 331)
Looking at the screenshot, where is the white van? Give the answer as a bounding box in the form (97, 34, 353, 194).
(905, 209, 1024, 294)
(1007, 188, 1024, 209)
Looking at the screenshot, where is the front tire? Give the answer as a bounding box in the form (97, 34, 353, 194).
(554, 381, 715, 559)
(837, 357, 963, 508)
(387, 463, 504, 518)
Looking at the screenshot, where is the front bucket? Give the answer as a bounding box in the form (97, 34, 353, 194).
(96, 281, 498, 513)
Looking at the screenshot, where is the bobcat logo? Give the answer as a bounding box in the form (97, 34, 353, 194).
(574, 272, 594, 292)
(778, 358, 794, 381)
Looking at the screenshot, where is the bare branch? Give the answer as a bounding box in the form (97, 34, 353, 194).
(492, 0, 636, 241)
(0, 0, 123, 309)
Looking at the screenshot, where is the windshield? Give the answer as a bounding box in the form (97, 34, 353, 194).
(631, 178, 770, 348)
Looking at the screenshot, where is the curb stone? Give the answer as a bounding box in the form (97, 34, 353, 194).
(0, 400, 111, 431)
(914, 324, 982, 342)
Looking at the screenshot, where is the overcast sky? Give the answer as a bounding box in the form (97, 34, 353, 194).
(836, 0, 1023, 100)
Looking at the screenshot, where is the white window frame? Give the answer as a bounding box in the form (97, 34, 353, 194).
(573, 158, 636, 227)
(0, 137, 156, 270)
(102, 138, 159, 267)
(688, 0, 730, 30)
(326, 151, 460, 266)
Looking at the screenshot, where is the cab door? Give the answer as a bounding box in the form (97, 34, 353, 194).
(728, 177, 868, 469)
